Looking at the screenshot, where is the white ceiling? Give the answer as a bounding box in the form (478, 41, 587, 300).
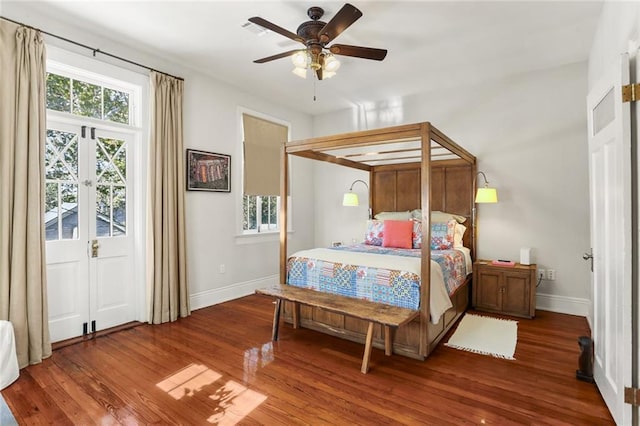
(7, 1, 603, 116)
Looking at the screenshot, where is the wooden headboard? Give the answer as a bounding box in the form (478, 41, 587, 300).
(370, 159, 475, 255)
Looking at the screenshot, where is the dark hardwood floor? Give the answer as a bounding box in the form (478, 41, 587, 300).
(3, 295, 613, 425)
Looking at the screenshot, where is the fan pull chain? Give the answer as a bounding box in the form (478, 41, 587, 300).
(313, 78, 317, 101)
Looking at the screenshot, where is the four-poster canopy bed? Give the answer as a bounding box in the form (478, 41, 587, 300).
(275, 122, 476, 362)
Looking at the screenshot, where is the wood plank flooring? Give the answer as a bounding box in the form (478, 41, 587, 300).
(2, 294, 613, 425)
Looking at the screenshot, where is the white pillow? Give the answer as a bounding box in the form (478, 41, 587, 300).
(432, 210, 467, 224)
(374, 211, 411, 220)
(411, 209, 467, 224)
(454, 223, 467, 248)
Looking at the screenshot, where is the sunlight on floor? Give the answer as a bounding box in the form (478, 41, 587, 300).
(207, 380, 267, 425)
(156, 364, 222, 400)
(156, 359, 268, 425)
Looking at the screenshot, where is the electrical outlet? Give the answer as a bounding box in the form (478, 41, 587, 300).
(547, 269, 556, 280)
(538, 269, 546, 280)
(219, 264, 226, 274)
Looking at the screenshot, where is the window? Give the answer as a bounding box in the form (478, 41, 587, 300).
(243, 195, 278, 232)
(241, 112, 288, 235)
(46, 72, 131, 124)
(45, 66, 136, 241)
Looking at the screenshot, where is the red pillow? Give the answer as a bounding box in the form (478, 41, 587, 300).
(382, 220, 413, 249)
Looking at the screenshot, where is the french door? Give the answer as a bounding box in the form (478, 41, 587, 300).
(45, 119, 136, 342)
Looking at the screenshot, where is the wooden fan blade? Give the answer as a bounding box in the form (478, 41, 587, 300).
(329, 44, 387, 61)
(249, 17, 305, 44)
(318, 4, 362, 44)
(316, 68, 323, 81)
(254, 50, 300, 64)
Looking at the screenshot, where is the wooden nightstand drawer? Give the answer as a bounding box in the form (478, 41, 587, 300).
(472, 260, 537, 318)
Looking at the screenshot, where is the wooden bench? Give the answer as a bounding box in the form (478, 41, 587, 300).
(256, 284, 419, 374)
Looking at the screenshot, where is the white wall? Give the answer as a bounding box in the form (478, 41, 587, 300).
(3, 4, 315, 312)
(588, 2, 640, 88)
(313, 62, 592, 316)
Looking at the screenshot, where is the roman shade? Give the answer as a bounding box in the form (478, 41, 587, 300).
(242, 113, 287, 196)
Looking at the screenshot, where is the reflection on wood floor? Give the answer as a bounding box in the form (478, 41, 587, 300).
(3, 294, 613, 425)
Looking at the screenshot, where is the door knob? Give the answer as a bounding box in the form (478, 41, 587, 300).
(583, 249, 593, 272)
(91, 239, 99, 258)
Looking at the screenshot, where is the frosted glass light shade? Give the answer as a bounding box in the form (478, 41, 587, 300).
(475, 187, 498, 203)
(292, 51, 309, 68)
(292, 67, 307, 79)
(342, 192, 359, 206)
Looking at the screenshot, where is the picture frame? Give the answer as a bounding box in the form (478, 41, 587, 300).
(186, 149, 231, 192)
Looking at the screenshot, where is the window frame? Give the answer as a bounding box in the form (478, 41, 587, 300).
(237, 107, 292, 238)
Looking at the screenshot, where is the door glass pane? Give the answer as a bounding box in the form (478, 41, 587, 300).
(103, 88, 130, 124)
(46, 73, 71, 113)
(45, 130, 79, 241)
(96, 137, 127, 237)
(593, 88, 615, 135)
(72, 80, 101, 119)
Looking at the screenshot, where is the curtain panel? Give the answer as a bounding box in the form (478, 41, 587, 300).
(147, 71, 190, 324)
(0, 20, 52, 367)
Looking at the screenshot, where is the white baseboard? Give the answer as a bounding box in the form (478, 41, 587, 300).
(536, 293, 591, 317)
(190, 274, 278, 311)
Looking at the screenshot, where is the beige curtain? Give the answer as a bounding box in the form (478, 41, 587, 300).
(148, 71, 189, 324)
(0, 21, 51, 367)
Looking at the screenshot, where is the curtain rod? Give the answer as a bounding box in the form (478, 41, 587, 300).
(0, 15, 184, 81)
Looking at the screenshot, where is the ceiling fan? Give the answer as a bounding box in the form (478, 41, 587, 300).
(249, 3, 387, 80)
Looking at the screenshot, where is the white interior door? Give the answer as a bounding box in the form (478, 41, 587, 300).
(586, 53, 633, 425)
(46, 120, 135, 342)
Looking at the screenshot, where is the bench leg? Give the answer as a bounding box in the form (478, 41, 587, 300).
(361, 322, 375, 374)
(292, 301, 300, 329)
(272, 299, 282, 341)
(384, 326, 392, 356)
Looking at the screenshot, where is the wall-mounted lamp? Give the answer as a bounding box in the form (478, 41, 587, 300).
(343, 179, 372, 218)
(474, 171, 498, 203)
(472, 171, 498, 255)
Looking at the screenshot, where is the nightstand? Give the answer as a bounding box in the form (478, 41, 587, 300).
(472, 260, 537, 318)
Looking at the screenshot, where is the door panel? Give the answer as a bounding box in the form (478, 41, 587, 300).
(586, 53, 632, 425)
(476, 270, 501, 311)
(502, 272, 529, 315)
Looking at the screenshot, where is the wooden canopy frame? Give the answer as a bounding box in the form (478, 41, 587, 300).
(279, 122, 477, 359)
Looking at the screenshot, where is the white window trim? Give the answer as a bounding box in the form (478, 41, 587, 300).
(236, 106, 293, 241)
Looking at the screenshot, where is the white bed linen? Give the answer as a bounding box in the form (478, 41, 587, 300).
(456, 246, 473, 275)
(289, 248, 453, 324)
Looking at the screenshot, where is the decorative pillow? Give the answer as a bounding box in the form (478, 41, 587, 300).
(411, 219, 423, 249)
(454, 223, 467, 248)
(364, 220, 384, 246)
(382, 220, 413, 249)
(430, 219, 456, 250)
(374, 211, 412, 221)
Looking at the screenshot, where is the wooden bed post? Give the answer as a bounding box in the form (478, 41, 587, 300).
(419, 122, 432, 357)
(280, 144, 288, 284)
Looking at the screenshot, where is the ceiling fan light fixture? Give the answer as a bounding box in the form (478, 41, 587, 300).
(323, 54, 340, 72)
(291, 50, 309, 68)
(292, 66, 307, 79)
(323, 70, 336, 79)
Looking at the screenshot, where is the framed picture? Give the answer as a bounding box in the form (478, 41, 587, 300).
(186, 149, 231, 192)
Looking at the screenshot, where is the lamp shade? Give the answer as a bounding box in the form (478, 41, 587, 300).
(475, 187, 498, 203)
(342, 192, 359, 206)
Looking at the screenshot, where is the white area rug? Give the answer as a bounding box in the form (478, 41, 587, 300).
(444, 314, 518, 360)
